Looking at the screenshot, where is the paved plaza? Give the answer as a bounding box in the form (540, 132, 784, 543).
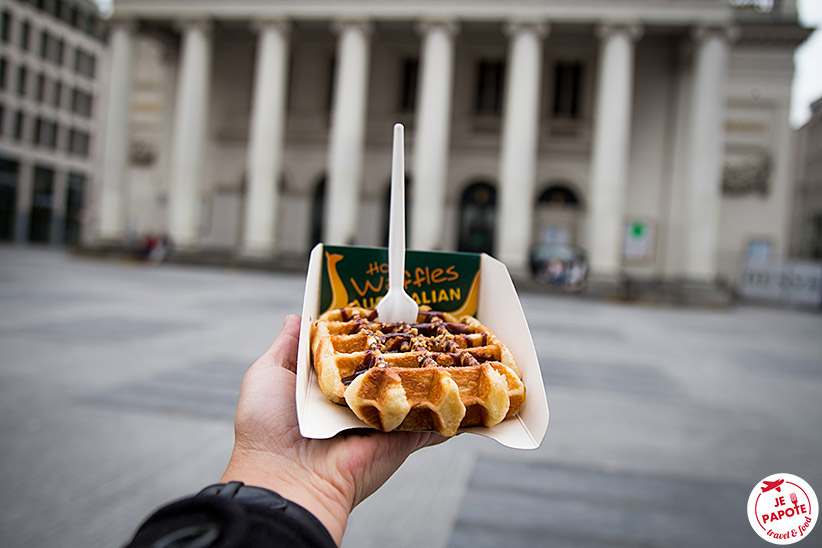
(0, 245, 820, 547)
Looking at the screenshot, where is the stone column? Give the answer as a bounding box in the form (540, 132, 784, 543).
(683, 26, 732, 281)
(586, 24, 642, 278)
(324, 20, 372, 245)
(168, 20, 212, 249)
(496, 21, 548, 271)
(98, 20, 135, 242)
(410, 20, 458, 251)
(242, 20, 291, 256)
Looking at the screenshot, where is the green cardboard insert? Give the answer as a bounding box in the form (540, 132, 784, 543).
(320, 245, 481, 316)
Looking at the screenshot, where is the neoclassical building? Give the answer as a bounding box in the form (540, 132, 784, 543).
(96, 0, 810, 286)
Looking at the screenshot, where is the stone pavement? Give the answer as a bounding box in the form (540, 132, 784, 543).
(0, 245, 820, 547)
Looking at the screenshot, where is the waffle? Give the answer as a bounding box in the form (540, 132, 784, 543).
(310, 306, 525, 436)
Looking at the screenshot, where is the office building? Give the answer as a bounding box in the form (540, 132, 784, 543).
(0, 0, 105, 246)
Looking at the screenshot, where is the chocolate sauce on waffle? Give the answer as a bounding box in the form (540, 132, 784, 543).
(312, 305, 523, 435)
(337, 307, 495, 384)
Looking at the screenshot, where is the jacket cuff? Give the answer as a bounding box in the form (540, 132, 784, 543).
(124, 481, 337, 547)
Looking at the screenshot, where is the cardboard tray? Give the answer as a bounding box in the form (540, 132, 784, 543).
(296, 244, 549, 449)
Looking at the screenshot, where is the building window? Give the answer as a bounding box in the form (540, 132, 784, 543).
(54, 38, 64, 65)
(56, 125, 65, 150)
(552, 61, 583, 119)
(13, 110, 25, 140)
(74, 49, 96, 79)
(45, 0, 60, 18)
(76, 9, 96, 38)
(40, 30, 48, 59)
(48, 121, 59, 149)
(20, 20, 30, 51)
(38, 31, 63, 65)
(56, 0, 67, 21)
(475, 59, 505, 116)
(69, 128, 90, 157)
(75, 10, 88, 33)
(46, 120, 58, 149)
(1, 10, 11, 43)
(33, 117, 41, 144)
(0, 104, 4, 136)
(16, 65, 27, 96)
(89, 52, 97, 77)
(71, 88, 93, 117)
(34, 117, 57, 148)
(399, 57, 418, 112)
(53, 80, 62, 108)
(36, 72, 46, 102)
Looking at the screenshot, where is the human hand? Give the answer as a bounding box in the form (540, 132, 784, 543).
(220, 314, 445, 545)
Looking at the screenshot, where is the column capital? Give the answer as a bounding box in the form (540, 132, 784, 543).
(415, 19, 460, 37)
(596, 22, 643, 42)
(173, 19, 213, 35)
(251, 19, 291, 36)
(503, 20, 550, 39)
(691, 25, 740, 44)
(331, 19, 374, 36)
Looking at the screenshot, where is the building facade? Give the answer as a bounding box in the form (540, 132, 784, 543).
(790, 96, 822, 260)
(98, 0, 810, 285)
(0, 0, 105, 246)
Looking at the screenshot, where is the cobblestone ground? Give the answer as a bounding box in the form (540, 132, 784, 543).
(1, 246, 820, 547)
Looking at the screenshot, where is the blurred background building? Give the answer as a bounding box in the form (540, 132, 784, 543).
(0, 0, 105, 246)
(790, 95, 822, 260)
(3, 0, 815, 294)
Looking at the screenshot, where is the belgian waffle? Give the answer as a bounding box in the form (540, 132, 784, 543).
(310, 306, 525, 436)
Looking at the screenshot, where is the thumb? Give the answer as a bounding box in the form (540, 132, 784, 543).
(256, 314, 302, 373)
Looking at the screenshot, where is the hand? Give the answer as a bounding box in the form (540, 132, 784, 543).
(220, 314, 445, 545)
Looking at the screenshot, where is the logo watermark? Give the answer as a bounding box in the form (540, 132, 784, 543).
(747, 473, 817, 544)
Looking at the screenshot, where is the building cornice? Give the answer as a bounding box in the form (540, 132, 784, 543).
(735, 23, 814, 47)
(111, 0, 736, 27)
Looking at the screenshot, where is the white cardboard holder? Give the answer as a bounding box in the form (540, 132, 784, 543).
(296, 244, 549, 449)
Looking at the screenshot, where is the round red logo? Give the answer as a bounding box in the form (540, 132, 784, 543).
(747, 473, 818, 544)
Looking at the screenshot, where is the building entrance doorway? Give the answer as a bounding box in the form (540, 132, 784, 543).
(64, 173, 86, 245)
(534, 182, 583, 247)
(0, 159, 18, 241)
(29, 166, 55, 243)
(457, 181, 497, 255)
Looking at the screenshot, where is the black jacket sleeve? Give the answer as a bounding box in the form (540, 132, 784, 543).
(124, 482, 337, 548)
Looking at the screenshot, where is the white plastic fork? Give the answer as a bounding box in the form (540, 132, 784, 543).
(377, 123, 419, 324)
